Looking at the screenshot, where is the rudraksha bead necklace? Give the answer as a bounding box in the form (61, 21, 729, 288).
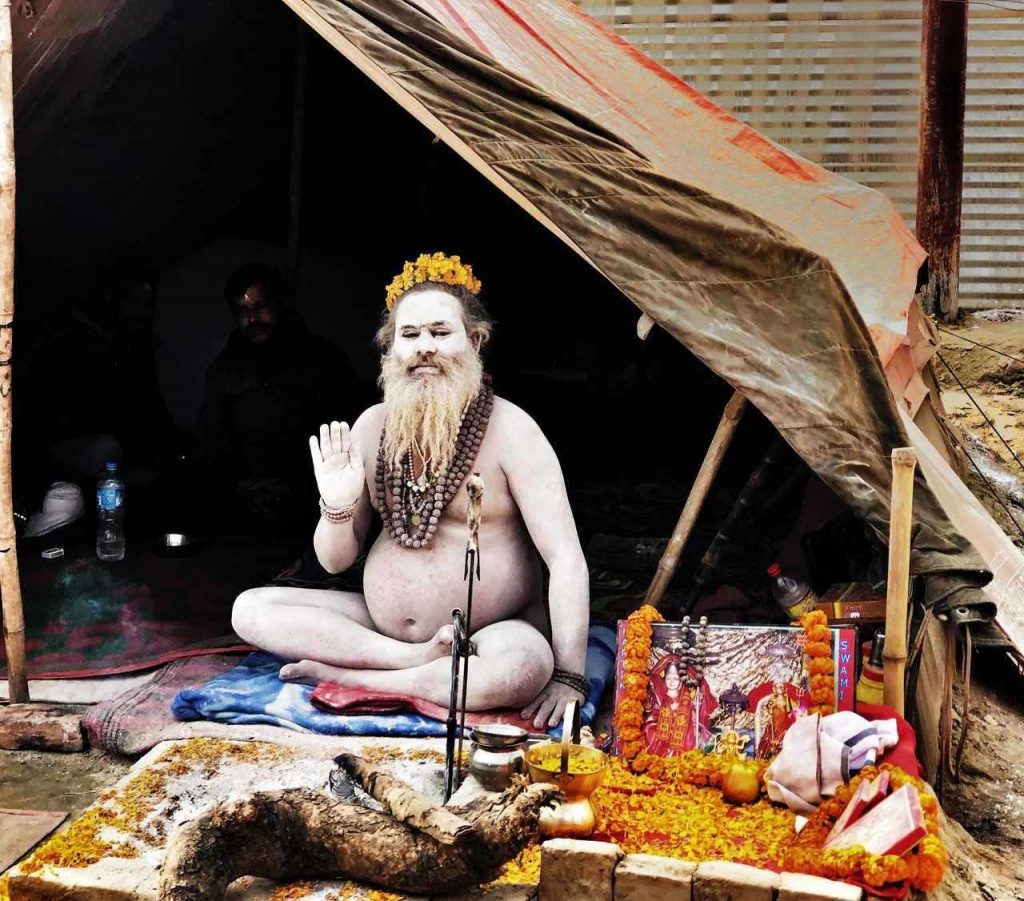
(375, 380, 494, 549)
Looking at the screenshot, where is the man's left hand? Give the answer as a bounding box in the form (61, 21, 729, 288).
(522, 679, 586, 730)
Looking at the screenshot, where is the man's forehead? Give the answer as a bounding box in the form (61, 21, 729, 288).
(239, 283, 273, 306)
(394, 290, 463, 327)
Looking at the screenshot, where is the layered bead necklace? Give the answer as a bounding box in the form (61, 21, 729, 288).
(375, 379, 494, 549)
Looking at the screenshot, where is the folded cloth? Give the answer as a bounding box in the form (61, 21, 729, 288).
(858, 702, 922, 778)
(765, 711, 900, 813)
(172, 651, 447, 737)
(172, 624, 618, 738)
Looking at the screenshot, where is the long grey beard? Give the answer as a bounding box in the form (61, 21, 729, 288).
(378, 350, 483, 475)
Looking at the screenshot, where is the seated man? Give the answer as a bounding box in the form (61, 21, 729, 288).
(232, 253, 590, 728)
(192, 262, 364, 532)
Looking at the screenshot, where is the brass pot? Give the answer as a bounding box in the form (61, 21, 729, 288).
(525, 698, 607, 839)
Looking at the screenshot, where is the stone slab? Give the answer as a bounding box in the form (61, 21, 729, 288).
(693, 860, 779, 901)
(540, 838, 622, 901)
(778, 871, 863, 900)
(614, 852, 695, 900)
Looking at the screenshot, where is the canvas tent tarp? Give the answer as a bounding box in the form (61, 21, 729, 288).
(281, 0, 1000, 619)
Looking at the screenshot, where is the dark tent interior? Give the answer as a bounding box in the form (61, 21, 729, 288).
(10, 0, 879, 624)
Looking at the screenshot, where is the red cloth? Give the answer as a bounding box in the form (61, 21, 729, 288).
(310, 682, 537, 731)
(857, 702, 922, 779)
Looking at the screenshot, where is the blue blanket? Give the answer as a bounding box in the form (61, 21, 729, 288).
(172, 623, 617, 738)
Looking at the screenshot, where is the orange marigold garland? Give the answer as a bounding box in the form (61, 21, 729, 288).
(800, 609, 835, 715)
(614, 604, 663, 762)
(779, 764, 947, 891)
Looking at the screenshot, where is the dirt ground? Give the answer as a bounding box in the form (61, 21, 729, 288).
(926, 309, 1024, 899)
(0, 748, 132, 821)
(935, 308, 1024, 548)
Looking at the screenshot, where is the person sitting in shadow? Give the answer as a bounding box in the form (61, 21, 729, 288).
(187, 262, 366, 535)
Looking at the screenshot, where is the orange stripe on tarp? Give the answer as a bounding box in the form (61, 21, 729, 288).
(437, 0, 489, 55)
(560, 0, 749, 128)
(489, 0, 651, 134)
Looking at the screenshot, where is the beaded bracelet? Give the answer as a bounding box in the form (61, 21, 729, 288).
(319, 497, 357, 524)
(551, 666, 589, 697)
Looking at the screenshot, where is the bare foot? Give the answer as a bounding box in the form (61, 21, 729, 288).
(279, 659, 352, 685)
(277, 625, 462, 685)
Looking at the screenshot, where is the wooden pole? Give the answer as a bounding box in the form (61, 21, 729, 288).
(916, 0, 969, 323)
(0, 0, 28, 703)
(884, 447, 918, 715)
(286, 20, 307, 309)
(644, 390, 746, 610)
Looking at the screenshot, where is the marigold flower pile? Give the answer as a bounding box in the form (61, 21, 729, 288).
(613, 603, 663, 762)
(779, 763, 947, 890)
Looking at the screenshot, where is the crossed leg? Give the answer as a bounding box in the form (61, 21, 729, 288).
(279, 618, 554, 711)
(231, 586, 455, 672)
(231, 586, 553, 711)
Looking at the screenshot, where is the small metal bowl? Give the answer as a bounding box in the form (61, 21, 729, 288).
(470, 724, 530, 749)
(154, 532, 201, 557)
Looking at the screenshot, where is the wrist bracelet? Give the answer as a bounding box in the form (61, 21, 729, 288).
(319, 497, 356, 524)
(551, 666, 588, 697)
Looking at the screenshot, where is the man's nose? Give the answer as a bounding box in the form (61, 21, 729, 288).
(415, 333, 437, 354)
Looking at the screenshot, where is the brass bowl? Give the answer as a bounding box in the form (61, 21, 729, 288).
(524, 743, 608, 799)
(524, 699, 607, 838)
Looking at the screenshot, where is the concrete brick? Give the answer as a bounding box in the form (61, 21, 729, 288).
(540, 838, 622, 901)
(778, 871, 863, 900)
(614, 853, 696, 900)
(693, 860, 779, 901)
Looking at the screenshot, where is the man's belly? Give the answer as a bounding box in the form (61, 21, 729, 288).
(362, 524, 543, 642)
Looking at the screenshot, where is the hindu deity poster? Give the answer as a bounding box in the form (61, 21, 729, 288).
(613, 620, 856, 759)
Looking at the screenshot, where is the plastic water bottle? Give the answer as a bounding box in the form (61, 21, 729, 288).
(766, 562, 818, 619)
(96, 462, 125, 562)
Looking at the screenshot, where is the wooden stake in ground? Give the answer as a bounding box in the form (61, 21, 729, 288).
(645, 390, 746, 610)
(884, 447, 918, 715)
(159, 757, 560, 901)
(0, 0, 28, 704)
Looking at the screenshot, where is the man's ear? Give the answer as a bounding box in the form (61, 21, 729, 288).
(471, 331, 484, 352)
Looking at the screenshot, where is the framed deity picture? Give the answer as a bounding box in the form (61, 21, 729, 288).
(612, 620, 856, 759)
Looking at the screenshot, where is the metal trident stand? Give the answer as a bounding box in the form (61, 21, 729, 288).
(444, 474, 484, 803)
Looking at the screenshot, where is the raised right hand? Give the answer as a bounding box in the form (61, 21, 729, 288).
(309, 421, 365, 511)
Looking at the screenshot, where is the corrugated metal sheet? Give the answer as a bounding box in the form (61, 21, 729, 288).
(961, 2, 1024, 308)
(576, 1, 1024, 309)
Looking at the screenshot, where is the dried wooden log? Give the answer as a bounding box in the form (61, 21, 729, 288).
(159, 774, 558, 900)
(333, 752, 473, 845)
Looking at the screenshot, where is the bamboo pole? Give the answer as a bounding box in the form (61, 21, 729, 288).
(884, 447, 918, 715)
(0, 0, 27, 702)
(644, 390, 746, 610)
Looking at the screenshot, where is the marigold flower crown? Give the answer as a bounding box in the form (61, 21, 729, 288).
(384, 251, 483, 310)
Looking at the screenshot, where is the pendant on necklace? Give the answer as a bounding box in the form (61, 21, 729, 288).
(411, 514, 422, 527)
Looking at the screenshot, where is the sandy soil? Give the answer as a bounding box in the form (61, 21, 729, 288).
(928, 310, 1024, 898)
(936, 309, 1024, 547)
(0, 749, 132, 822)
